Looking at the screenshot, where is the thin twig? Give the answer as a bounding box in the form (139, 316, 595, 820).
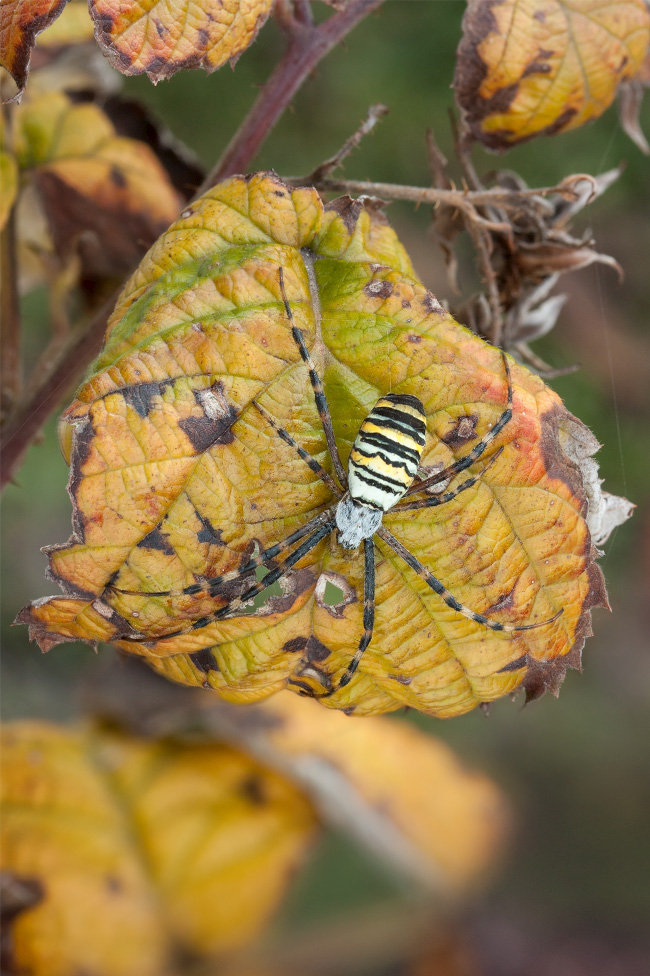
(425, 128, 451, 191)
(0, 291, 119, 489)
(292, 0, 314, 27)
(465, 217, 504, 346)
(514, 343, 581, 379)
(307, 103, 389, 183)
(199, 0, 384, 191)
(0, 205, 20, 425)
(289, 176, 583, 209)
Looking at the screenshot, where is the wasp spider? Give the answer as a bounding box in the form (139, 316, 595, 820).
(117, 268, 562, 697)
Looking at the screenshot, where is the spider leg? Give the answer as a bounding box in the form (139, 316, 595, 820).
(278, 267, 348, 489)
(404, 351, 513, 497)
(253, 401, 342, 498)
(394, 448, 503, 513)
(319, 537, 375, 698)
(109, 510, 334, 598)
(377, 525, 563, 633)
(125, 518, 335, 642)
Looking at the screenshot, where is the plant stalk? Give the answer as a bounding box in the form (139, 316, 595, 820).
(200, 0, 384, 191)
(0, 206, 21, 425)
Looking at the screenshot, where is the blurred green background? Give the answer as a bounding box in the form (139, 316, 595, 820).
(2, 2, 649, 973)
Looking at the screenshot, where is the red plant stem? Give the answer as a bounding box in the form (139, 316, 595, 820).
(0, 207, 21, 424)
(0, 292, 117, 489)
(200, 0, 384, 190)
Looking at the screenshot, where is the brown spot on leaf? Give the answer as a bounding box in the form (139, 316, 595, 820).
(324, 196, 364, 233)
(120, 382, 164, 418)
(283, 636, 308, 653)
(421, 292, 444, 314)
(240, 774, 265, 805)
(364, 279, 394, 300)
(540, 106, 578, 137)
(190, 648, 220, 673)
(305, 635, 333, 662)
(407, 334, 421, 344)
(441, 413, 479, 446)
(484, 585, 516, 615)
(522, 59, 553, 79)
(137, 527, 174, 555)
(1, 872, 45, 971)
(179, 392, 238, 451)
(195, 512, 224, 546)
(66, 419, 95, 540)
(109, 165, 127, 189)
(498, 653, 529, 673)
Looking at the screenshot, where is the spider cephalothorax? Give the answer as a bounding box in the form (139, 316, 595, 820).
(110, 268, 561, 698)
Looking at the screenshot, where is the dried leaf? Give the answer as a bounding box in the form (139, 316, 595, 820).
(13, 89, 182, 280)
(0, 721, 315, 974)
(618, 79, 650, 154)
(455, 0, 650, 150)
(0, 0, 67, 101)
(89, 0, 274, 82)
(19, 173, 613, 718)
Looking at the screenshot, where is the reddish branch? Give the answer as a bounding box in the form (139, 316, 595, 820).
(200, 0, 384, 190)
(0, 293, 117, 489)
(0, 207, 20, 425)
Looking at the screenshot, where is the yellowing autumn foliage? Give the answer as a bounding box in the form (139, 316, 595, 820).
(18, 173, 607, 716)
(0, 721, 316, 975)
(455, 0, 650, 149)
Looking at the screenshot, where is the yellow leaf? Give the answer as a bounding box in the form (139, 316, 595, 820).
(208, 691, 509, 891)
(89, 0, 274, 82)
(18, 173, 609, 717)
(455, 0, 650, 149)
(13, 89, 182, 279)
(0, 722, 316, 974)
(35, 0, 95, 48)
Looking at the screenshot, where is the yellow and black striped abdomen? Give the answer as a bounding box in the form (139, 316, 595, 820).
(348, 393, 426, 511)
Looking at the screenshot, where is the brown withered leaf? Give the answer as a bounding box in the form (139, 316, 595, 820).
(0, 721, 316, 975)
(18, 173, 615, 718)
(102, 95, 204, 199)
(0, 0, 67, 101)
(13, 89, 182, 281)
(89, 0, 274, 82)
(455, 0, 650, 150)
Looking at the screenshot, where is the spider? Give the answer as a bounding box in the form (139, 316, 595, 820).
(114, 268, 562, 698)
